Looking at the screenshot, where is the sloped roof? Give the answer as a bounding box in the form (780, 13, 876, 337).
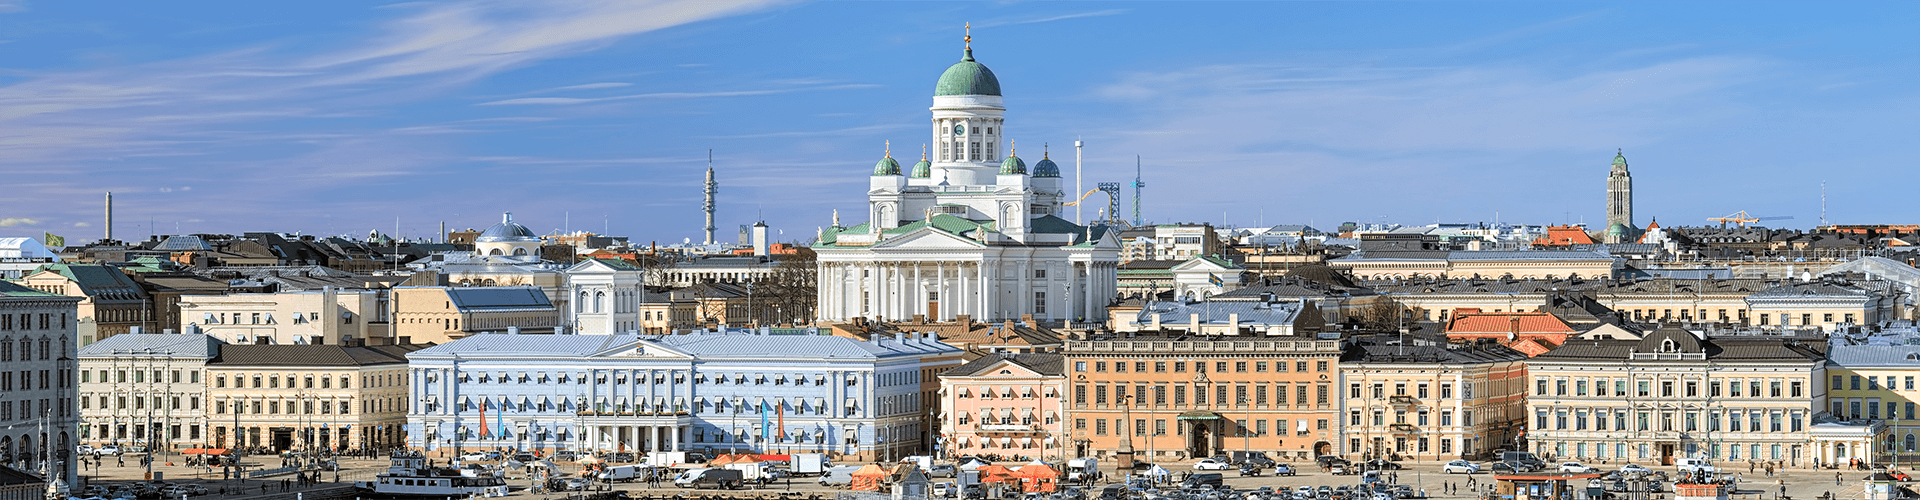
(943, 353, 1066, 377)
(154, 235, 214, 251)
(1445, 311, 1575, 334)
(79, 333, 224, 358)
(0, 280, 59, 297)
(211, 343, 427, 367)
(33, 263, 146, 300)
(445, 286, 553, 310)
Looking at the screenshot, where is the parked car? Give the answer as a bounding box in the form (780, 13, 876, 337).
(1491, 462, 1521, 474)
(460, 452, 491, 462)
(1560, 462, 1598, 474)
(1443, 460, 1480, 474)
(1618, 464, 1652, 475)
(1363, 459, 1403, 470)
(929, 464, 958, 478)
(1194, 458, 1232, 471)
(1273, 463, 1298, 476)
(512, 453, 536, 463)
(1182, 473, 1225, 488)
(96, 445, 121, 455)
(933, 482, 957, 498)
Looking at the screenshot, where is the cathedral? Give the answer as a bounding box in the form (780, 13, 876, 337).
(813, 32, 1121, 325)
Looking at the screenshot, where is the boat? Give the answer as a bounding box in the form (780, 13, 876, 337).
(353, 451, 511, 498)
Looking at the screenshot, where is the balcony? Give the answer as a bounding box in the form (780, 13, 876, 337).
(976, 424, 1044, 433)
(1389, 423, 1418, 433)
(1390, 395, 1418, 406)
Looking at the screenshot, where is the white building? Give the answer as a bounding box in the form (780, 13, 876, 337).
(75, 334, 221, 454)
(0, 281, 82, 488)
(564, 258, 648, 335)
(814, 35, 1121, 324)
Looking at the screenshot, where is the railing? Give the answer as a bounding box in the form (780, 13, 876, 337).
(1390, 395, 1419, 405)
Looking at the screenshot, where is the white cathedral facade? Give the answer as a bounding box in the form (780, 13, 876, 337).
(813, 37, 1121, 325)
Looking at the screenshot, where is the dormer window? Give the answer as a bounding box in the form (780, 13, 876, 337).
(1661, 339, 1677, 353)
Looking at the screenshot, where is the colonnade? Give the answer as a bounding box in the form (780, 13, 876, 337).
(816, 259, 1117, 323)
(581, 424, 681, 454)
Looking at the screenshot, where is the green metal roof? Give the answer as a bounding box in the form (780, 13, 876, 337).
(999, 154, 1026, 175)
(934, 48, 1002, 97)
(1612, 151, 1628, 167)
(873, 155, 902, 176)
(910, 159, 932, 178)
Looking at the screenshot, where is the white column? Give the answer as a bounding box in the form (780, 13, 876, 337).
(958, 262, 969, 321)
(671, 424, 681, 451)
(913, 263, 923, 318)
(936, 262, 946, 321)
(977, 260, 989, 320)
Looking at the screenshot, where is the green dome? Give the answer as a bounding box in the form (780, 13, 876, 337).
(935, 48, 1001, 96)
(1612, 150, 1628, 167)
(873, 155, 901, 176)
(999, 154, 1026, 175)
(1032, 154, 1060, 178)
(1605, 222, 1632, 237)
(910, 158, 932, 178)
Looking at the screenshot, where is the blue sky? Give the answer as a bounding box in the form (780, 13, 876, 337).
(1, 1, 1914, 244)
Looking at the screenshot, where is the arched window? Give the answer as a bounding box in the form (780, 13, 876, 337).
(512, 247, 528, 256)
(1661, 339, 1677, 353)
(487, 248, 503, 256)
(1906, 434, 1916, 452)
(593, 292, 605, 314)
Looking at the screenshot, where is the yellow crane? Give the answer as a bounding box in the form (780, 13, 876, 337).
(1707, 211, 1793, 228)
(1064, 182, 1123, 223)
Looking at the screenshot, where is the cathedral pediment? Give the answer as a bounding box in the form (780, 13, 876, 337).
(870, 226, 988, 250)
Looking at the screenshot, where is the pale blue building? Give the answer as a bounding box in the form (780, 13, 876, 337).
(405, 331, 961, 461)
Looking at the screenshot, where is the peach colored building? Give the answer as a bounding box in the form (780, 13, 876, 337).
(938, 353, 1068, 460)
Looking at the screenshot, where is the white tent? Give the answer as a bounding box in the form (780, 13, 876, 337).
(1146, 465, 1171, 477)
(961, 459, 990, 470)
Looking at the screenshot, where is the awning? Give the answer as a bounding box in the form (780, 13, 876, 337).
(1176, 410, 1222, 420)
(1296, 420, 1310, 432)
(845, 398, 858, 408)
(815, 398, 826, 409)
(674, 396, 686, 408)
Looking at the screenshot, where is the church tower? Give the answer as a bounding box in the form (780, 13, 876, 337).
(1606, 150, 1634, 236)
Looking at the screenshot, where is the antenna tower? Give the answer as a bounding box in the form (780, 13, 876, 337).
(1131, 155, 1146, 226)
(703, 150, 718, 245)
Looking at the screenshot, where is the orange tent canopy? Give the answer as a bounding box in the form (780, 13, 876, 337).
(1014, 463, 1058, 479)
(1015, 463, 1059, 493)
(977, 465, 1017, 483)
(708, 455, 741, 466)
(850, 464, 889, 491)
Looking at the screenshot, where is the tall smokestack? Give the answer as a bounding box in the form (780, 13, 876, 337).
(104, 192, 113, 242)
(1074, 140, 1083, 225)
(439, 221, 446, 244)
(704, 150, 718, 245)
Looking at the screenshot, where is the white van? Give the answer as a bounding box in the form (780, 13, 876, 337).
(818, 465, 862, 487)
(1675, 458, 1717, 474)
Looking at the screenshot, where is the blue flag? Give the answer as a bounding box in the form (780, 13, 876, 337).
(1209, 273, 1224, 287)
(759, 402, 771, 447)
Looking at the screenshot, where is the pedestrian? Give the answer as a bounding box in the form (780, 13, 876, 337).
(1837, 471, 1843, 485)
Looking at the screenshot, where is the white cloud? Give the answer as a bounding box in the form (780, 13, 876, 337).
(478, 84, 877, 106)
(73, 221, 90, 227)
(0, 217, 40, 227)
(975, 9, 1127, 28)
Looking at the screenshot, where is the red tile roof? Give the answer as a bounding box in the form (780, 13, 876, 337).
(1532, 225, 1596, 246)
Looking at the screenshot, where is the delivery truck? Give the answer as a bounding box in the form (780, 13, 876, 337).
(790, 453, 830, 476)
(673, 468, 743, 490)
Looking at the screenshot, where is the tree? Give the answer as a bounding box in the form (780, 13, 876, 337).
(757, 247, 818, 326)
(1356, 296, 1423, 332)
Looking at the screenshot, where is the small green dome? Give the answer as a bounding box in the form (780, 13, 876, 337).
(999, 153, 1026, 175)
(910, 158, 932, 178)
(1612, 150, 1628, 167)
(1605, 222, 1632, 237)
(1032, 154, 1060, 178)
(935, 48, 1002, 97)
(873, 155, 902, 176)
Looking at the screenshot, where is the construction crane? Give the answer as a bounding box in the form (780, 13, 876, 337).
(1707, 211, 1793, 228)
(1064, 183, 1124, 224)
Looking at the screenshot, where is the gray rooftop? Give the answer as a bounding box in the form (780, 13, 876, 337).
(79, 333, 225, 358)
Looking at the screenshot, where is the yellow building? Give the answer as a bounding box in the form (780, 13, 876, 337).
(391, 286, 559, 344)
(1823, 336, 1920, 464)
(1331, 250, 1618, 282)
(1341, 335, 1529, 462)
(1743, 279, 1895, 332)
(206, 344, 425, 452)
